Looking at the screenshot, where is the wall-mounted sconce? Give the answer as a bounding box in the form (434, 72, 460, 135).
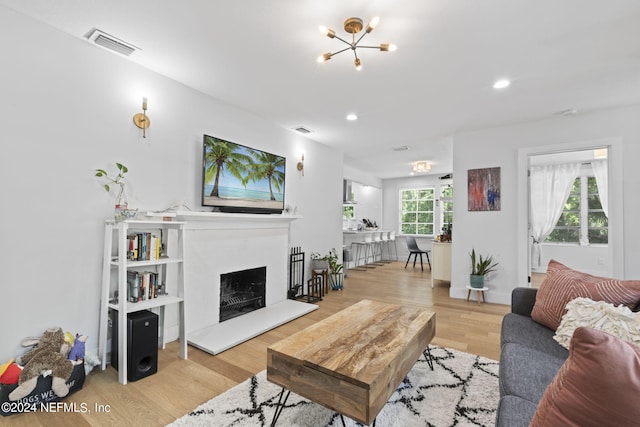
(297, 154, 304, 176)
(133, 97, 150, 138)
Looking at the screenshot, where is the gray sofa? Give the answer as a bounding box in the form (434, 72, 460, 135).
(495, 287, 568, 427)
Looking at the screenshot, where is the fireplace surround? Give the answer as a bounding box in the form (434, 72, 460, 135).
(174, 211, 317, 355)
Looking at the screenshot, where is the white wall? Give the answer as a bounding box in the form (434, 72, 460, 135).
(347, 182, 383, 227)
(534, 244, 608, 276)
(0, 8, 343, 362)
(451, 105, 640, 304)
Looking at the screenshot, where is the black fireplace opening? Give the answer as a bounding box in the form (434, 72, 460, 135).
(219, 266, 266, 323)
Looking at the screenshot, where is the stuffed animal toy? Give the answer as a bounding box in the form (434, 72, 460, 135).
(68, 334, 87, 365)
(8, 327, 73, 401)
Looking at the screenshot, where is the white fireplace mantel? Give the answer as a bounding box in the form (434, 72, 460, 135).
(166, 210, 316, 355)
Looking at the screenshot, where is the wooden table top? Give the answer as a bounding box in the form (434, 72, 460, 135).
(267, 299, 436, 424)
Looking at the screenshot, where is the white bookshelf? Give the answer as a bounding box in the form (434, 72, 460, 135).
(98, 219, 187, 384)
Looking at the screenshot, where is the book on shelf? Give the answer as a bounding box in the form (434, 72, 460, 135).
(126, 233, 161, 261)
(126, 270, 159, 303)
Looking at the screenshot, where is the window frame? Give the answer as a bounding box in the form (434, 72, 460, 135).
(398, 187, 435, 236)
(544, 173, 608, 246)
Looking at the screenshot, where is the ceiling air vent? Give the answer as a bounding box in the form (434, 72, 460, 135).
(87, 29, 139, 56)
(294, 127, 312, 134)
(393, 145, 411, 152)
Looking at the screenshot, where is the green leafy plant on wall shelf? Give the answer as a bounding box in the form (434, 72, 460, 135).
(95, 162, 128, 193)
(95, 163, 136, 221)
(469, 248, 498, 288)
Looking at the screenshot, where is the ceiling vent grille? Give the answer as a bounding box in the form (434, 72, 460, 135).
(294, 127, 312, 134)
(87, 29, 139, 56)
(393, 145, 411, 151)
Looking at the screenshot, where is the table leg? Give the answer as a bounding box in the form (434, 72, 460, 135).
(423, 346, 434, 371)
(270, 387, 291, 427)
(466, 289, 471, 302)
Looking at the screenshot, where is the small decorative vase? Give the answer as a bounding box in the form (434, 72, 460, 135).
(114, 183, 128, 222)
(470, 274, 485, 288)
(330, 273, 344, 290)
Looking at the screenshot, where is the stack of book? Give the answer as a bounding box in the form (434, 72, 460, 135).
(127, 232, 161, 261)
(127, 271, 160, 303)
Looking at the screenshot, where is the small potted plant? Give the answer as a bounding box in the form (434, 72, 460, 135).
(310, 252, 329, 273)
(326, 248, 344, 290)
(469, 248, 498, 288)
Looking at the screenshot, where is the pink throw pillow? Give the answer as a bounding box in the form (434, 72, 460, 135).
(531, 260, 640, 330)
(530, 327, 640, 426)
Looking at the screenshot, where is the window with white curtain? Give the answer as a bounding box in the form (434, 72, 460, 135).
(546, 174, 608, 244)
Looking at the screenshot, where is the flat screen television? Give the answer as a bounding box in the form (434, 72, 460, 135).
(201, 134, 286, 214)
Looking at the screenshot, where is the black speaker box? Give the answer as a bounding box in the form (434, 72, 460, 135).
(111, 310, 158, 381)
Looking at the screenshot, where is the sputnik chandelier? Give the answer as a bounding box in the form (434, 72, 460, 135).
(317, 16, 396, 70)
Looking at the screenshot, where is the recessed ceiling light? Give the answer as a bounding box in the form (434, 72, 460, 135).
(346, 113, 358, 121)
(493, 79, 510, 89)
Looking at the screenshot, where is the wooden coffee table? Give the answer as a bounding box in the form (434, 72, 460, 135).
(267, 299, 436, 425)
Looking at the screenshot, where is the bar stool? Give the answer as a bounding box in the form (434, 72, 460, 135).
(352, 234, 376, 270)
(387, 231, 398, 261)
(380, 231, 393, 263)
(371, 231, 385, 266)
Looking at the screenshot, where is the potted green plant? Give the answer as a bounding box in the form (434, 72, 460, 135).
(310, 252, 329, 273)
(469, 248, 498, 288)
(326, 248, 344, 290)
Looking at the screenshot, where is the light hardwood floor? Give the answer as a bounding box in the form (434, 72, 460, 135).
(5, 261, 512, 426)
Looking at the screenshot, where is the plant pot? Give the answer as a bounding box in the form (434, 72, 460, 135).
(470, 274, 485, 288)
(329, 272, 344, 290)
(310, 259, 329, 272)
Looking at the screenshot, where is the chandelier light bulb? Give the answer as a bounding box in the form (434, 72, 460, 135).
(366, 16, 380, 33)
(319, 25, 335, 38)
(380, 43, 398, 52)
(354, 58, 362, 70)
(317, 52, 332, 63)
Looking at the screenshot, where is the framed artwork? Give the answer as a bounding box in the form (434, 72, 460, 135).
(468, 167, 501, 211)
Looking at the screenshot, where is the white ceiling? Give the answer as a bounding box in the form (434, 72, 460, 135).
(2, 0, 640, 179)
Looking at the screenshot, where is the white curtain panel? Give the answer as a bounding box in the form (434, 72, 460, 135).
(591, 159, 609, 218)
(529, 163, 581, 268)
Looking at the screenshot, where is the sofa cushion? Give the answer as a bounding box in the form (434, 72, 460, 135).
(531, 260, 640, 330)
(501, 313, 568, 360)
(554, 297, 640, 349)
(496, 395, 538, 427)
(499, 342, 566, 403)
(530, 327, 640, 426)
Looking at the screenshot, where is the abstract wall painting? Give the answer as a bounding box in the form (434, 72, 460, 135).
(468, 167, 501, 211)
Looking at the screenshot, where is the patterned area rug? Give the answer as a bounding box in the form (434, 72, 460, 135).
(168, 346, 499, 427)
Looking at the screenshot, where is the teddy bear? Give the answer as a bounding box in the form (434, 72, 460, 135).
(8, 327, 73, 401)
